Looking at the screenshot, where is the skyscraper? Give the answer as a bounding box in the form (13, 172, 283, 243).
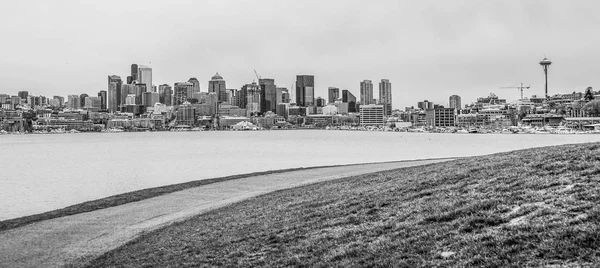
(98, 90, 107, 110)
(449, 95, 462, 110)
(240, 82, 260, 110)
(138, 65, 153, 92)
(360, 80, 374, 105)
(378, 79, 392, 116)
(68, 95, 80, 109)
(259, 78, 279, 113)
(158, 84, 173, 106)
(296, 75, 315, 107)
(342, 90, 357, 113)
(174, 82, 194, 105)
(108, 75, 123, 113)
(131, 64, 139, 81)
(328, 87, 339, 104)
(79, 94, 89, 108)
(278, 87, 290, 103)
(208, 73, 227, 102)
(18, 91, 29, 102)
(188, 78, 200, 95)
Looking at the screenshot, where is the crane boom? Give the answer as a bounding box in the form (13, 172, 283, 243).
(499, 82, 530, 99)
(254, 69, 261, 81)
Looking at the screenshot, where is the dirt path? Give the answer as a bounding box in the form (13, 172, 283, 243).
(0, 159, 452, 268)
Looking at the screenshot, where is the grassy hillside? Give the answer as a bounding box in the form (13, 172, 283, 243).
(87, 143, 600, 267)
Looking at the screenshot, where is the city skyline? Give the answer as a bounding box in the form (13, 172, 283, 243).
(2, 1, 600, 108)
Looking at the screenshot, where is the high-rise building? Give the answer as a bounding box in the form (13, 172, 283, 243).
(174, 82, 193, 105)
(53, 96, 64, 107)
(84, 97, 101, 111)
(142, 92, 159, 107)
(131, 64, 139, 81)
(342, 90, 357, 113)
(138, 65, 153, 92)
(259, 78, 279, 113)
(278, 87, 290, 103)
(360, 80, 374, 105)
(188, 78, 200, 95)
(68, 95, 80, 109)
(208, 73, 227, 102)
(79, 94, 89, 108)
(158, 84, 173, 106)
(449, 95, 462, 110)
(125, 94, 137, 105)
(417, 100, 434, 110)
(240, 82, 260, 110)
(316, 97, 326, 107)
(295, 75, 315, 107)
(359, 104, 384, 126)
(98, 90, 107, 110)
(108, 75, 123, 113)
(379, 79, 392, 116)
(18, 91, 29, 103)
(328, 87, 340, 104)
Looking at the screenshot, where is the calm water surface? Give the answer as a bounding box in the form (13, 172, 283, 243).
(1, 130, 599, 220)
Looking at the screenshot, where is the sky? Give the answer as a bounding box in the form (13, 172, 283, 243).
(1, 0, 600, 109)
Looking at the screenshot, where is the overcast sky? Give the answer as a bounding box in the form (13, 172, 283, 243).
(1, 0, 600, 108)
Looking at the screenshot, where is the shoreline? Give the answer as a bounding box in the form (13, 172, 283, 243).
(0, 156, 458, 232)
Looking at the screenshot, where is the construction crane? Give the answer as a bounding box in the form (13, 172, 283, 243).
(500, 83, 530, 100)
(254, 69, 261, 82)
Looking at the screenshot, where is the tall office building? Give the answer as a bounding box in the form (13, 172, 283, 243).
(278, 87, 290, 103)
(418, 100, 434, 110)
(108, 75, 123, 113)
(158, 84, 173, 106)
(342, 89, 357, 113)
(378, 79, 392, 116)
(84, 97, 101, 111)
(79, 94, 89, 108)
(259, 78, 279, 113)
(240, 82, 260, 110)
(316, 97, 326, 107)
(360, 80, 374, 105)
(97, 90, 107, 110)
(142, 92, 159, 107)
(52, 96, 65, 107)
(18, 91, 29, 102)
(359, 104, 384, 126)
(208, 73, 227, 102)
(68, 95, 80, 109)
(138, 65, 153, 92)
(449, 95, 462, 110)
(295, 75, 315, 107)
(188, 78, 200, 95)
(121, 84, 135, 106)
(130, 64, 139, 81)
(328, 87, 340, 104)
(174, 82, 194, 105)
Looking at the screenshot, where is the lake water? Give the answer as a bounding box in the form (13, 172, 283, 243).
(1, 130, 599, 221)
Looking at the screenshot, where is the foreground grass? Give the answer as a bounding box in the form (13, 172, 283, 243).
(89, 143, 600, 267)
(0, 164, 382, 232)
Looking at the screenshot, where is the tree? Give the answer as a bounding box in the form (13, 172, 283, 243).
(584, 87, 595, 101)
(584, 100, 600, 117)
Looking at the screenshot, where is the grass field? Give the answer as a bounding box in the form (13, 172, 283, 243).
(87, 143, 600, 267)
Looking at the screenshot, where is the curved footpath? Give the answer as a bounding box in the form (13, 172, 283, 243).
(0, 159, 452, 268)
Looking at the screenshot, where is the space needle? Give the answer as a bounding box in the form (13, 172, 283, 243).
(539, 57, 552, 98)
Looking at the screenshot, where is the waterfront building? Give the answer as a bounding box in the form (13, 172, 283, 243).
(276, 103, 290, 119)
(449, 95, 462, 110)
(425, 108, 456, 127)
(359, 104, 384, 126)
(328, 87, 340, 104)
(334, 102, 349, 114)
(175, 103, 196, 126)
(138, 65, 153, 92)
(360, 80, 374, 105)
(379, 79, 392, 116)
(108, 75, 123, 113)
(158, 84, 173, 106)
(323, 104, 338, 115)
(208, 73, 227, 103)
(188, 78, 200, 95)
(342, 90, 357, 113)
(97, 91, 107, 110)
(67, 95, 80, 109)
(218, 104, 246, 117)
(296, 75, 315, 107)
